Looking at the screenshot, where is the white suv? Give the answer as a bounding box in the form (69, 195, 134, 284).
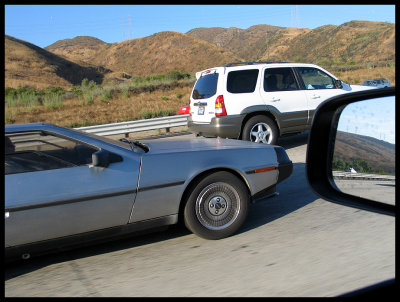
(188, 62, 373, 145)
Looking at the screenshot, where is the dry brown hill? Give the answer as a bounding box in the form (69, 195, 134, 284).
(187, 24, 309, 60)
(277, 21, 395, 65)
(186, 21, 395, 65)
(5, 21, 395, 89)
(5, 35, 109, 89)
(44, 36, 108, 67)
(46, 35, 106, 49)
(45, 31, 242, 78)
(334, 131, 395, 175)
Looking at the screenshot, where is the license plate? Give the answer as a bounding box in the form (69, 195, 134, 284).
(198, 106, 205, 115)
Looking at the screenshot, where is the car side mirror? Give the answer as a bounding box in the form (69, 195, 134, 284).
(92, 149, 123, 168)
(334, 79, 343, 89)
(92, 149, 110, 167)
(306, 87, 395, 216)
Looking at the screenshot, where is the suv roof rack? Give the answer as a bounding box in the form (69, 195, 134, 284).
(223, 61, 290, 67)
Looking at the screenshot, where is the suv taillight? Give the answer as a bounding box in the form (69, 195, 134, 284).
(215, 95, 227, 116)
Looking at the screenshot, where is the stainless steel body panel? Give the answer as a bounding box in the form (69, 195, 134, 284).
(131, 138, 279, 222)
(5, 124, 291, 256)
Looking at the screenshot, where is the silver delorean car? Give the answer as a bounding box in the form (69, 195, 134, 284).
(5, 123, 292, 259)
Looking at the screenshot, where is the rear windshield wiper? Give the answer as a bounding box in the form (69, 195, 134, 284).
(120, 138, 149, 153)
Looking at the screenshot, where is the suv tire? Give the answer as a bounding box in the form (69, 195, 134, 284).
(242, 115, 278, 145)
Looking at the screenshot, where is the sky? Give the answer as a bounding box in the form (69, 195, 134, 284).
(4, 4, 396, 48)
(338, 96, 395, 144)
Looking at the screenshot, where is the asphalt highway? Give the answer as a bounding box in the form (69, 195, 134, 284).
(5, 132, 395, 297)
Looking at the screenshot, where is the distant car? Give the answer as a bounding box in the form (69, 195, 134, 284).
(346, 167, 357, 173)
(5, 123, 292, 260)
(178, 105, 190, 115)
(362, 78, 390, 88)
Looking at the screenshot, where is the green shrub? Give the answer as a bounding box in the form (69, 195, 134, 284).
(122, 87, 130, 98)
(102, 89, 112, 101)
(70, 86, 83, 96)
(83, 92, 94, 105)
(43, 94, 63, 110)
(5, 90, 40, 108)
(40, 87, 66, 96)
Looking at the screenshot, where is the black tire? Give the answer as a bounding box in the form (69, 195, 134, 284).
(183, 171, 249, 240)
(242, 115, 278, 145)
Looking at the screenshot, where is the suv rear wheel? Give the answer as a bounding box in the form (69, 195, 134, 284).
(242, 115, 278, 145)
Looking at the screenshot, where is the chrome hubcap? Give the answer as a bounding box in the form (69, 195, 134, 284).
(250, 123, 272, 144)
(196, 183, 240, 230)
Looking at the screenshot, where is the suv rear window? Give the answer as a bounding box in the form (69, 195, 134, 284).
(192, 73, 219, 99)
(227, 69, 259, 94)
(264, 68, 299, 92)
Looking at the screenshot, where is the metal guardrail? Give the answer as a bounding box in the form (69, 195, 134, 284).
(75, 115, 190, 137)
(333, 171, 395, 181)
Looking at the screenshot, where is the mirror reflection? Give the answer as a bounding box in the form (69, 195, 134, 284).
(332, 95, 395, 205)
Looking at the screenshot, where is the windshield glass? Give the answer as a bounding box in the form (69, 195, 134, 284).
(72, 128, 131, 148)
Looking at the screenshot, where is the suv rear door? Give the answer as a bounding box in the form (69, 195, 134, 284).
(224, 68, 261, 113)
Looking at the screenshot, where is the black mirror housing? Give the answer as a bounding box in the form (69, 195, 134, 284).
(306, 87, 395, 216)
(92, 149, 110, 167)
(334, 79, 343, 89)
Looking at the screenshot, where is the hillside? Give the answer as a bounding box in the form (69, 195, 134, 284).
(44, 36, 109, 68)
(5, 35, 109, 89)
(333, 131, 395, 175)
(187, 21, 395, 66)
(46, 36, 107, 49)
(187, 24, 310, 61)
(45, 31, 242, 78)
(5, 20, 395, 89)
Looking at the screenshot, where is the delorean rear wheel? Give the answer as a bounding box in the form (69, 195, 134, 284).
(184, 171, 249, 240)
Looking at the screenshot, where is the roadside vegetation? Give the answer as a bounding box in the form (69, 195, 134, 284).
(4, 66, 394, 128)
(5, 71, 195, 127)
(332, 157, 392, 175)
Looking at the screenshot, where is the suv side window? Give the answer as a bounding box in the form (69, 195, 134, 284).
(192, 73, 219, 100)
(264, 68, 299, 92)
(227, 69, 259, 94)
(5, 132, 98, 175)
(297, 67, 336, 90)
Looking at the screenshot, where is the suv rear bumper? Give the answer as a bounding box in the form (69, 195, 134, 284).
(188, 115, 244, 138)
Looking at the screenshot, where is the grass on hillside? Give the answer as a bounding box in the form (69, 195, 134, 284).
(5, 71, 195, 127)
(4, 67, 395, 128)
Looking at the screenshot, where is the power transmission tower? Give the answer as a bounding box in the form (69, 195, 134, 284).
(122, 16, 125, 41)
(128, 14, 133, 40)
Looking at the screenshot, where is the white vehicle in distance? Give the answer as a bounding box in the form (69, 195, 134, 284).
(188, 61, 374, 145)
